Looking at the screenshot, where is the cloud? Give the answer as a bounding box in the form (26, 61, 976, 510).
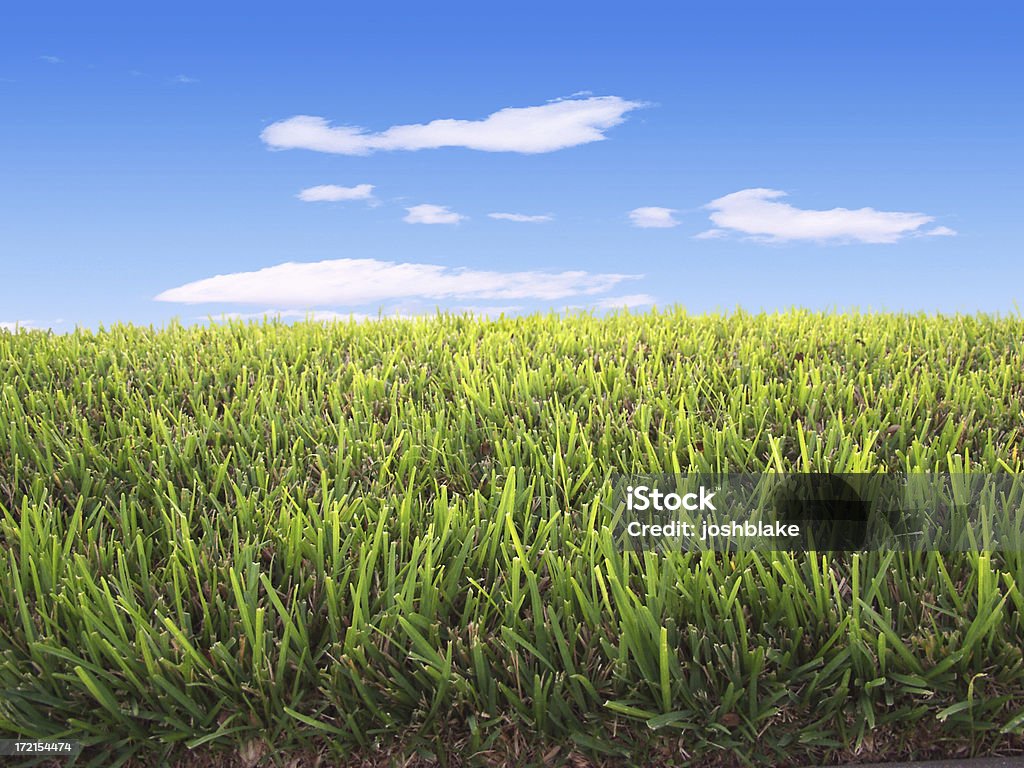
(693, 228, 727, 240)
(447, 305, 523, 316)
(172, 74, 198, 84)
(206, 305, 525, 323)
(297, 184, 375, 202)
(923, 225, 958, 237)
(0, 320, 34, 331)
(206, 309, 369, 323)
(563, 294, 657, 312)
(39, 55, 62, 64)
(591, 294, 657, 310)
(155, 258, 639, 306)
(404, 204, 464, 224)
(629, 207, 679, 228)
(704, 188, 949, 244)
(488, 212, 553, 222)
(260, 95, 645, 155)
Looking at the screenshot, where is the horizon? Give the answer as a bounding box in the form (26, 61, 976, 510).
(7, 303, 1024, 337)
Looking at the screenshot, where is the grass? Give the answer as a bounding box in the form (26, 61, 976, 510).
(1, 308, 1023, 767)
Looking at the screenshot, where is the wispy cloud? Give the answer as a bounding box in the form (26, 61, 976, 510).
(172, 74, 198, 84)
(488, 212, 553, 223)
(297, 184, 375, 202)
(446, 305, 523, 317)
(205, 305, 525, 323)
(404, 204, 464, 224)
(590, 294, 657, 310)
(205, 309, 368, 323)
(39, 55, 62, 64)
(923, 225, 958, 237)
(260, 95, 645, 155)
(693, 228, 727, 240)
(155, 258, 640, 306)
(629, 207, 679, 228)
(0, 320, 35, 331)
(701, 188, 951, 244)
(563, 294, 657, 313)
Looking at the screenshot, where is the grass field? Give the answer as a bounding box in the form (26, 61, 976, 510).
(2, 309, 1024, 767)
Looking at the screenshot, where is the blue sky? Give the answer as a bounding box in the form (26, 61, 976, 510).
(2, 3, 1022, 330)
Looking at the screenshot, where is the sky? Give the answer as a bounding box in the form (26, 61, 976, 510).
(1, 2, 1022, 331)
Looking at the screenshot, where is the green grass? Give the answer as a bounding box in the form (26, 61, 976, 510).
(1, 308, 1023, 767)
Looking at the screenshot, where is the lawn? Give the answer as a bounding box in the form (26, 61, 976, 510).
(1, 309, 1023, 766)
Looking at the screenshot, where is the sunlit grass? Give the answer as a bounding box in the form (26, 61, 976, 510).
(1, 308, 1023, 766)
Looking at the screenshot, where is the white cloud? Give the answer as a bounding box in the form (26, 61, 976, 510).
(206, 309, 370, 323)
(172, 74, 198, 84)
(923, 225, 958, 237)
(404, 204, 464, 224)
(0, 320, 34, 331)
(629, 207, 679, 228)
(206, 305, 525, 323)
(704, 188, 948, 244)
(155, 258, 639, 306)
(39, 55, 62, 64)
(564, 294, 657, 312)
(260, 95, 645, 155)
(488, 212, 553, 223)
(447, 305, 523, 317)
(591, 294, 657, 310)
(693, 228, 727, 240)
(297, 184, 375, 202)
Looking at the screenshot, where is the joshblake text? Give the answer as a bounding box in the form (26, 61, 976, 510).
(625, 519, 802, 539)
(621, 485, 801, 539)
